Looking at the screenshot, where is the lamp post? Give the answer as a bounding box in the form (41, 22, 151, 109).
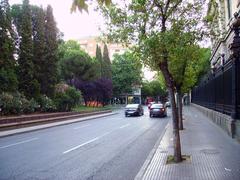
(229, 12, 240, 120)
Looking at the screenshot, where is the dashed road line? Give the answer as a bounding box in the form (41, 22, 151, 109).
(0, 138, 39, 149)
(63, 137, 99, 154)
(63, 123, 132, 154)
(119, 123, 130, 129)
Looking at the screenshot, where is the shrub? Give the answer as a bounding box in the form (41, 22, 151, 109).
(0, 92, 21, 115)
(22, 98, 39, 113)
(55, 83, 69, 93)
(54, 87, 82, 112)
(37, 95, 56, 112)
(0, 92, 39, 115)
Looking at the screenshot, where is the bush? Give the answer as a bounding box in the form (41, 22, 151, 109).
(0, 92, 39, 115)
(54, 87, 82, 112)
(37, 95, 56, 112)
(0, 92, 23, 115)
(22, 98, 39, 113)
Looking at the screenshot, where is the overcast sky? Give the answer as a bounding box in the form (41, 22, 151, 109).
(9, 0, 105, 40)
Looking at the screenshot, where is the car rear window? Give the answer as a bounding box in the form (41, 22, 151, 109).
(151, 104, 163, 108)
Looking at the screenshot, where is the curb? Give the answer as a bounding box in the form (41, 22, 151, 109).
(134, 122, 170, 180)
(0, 112, 117, 138)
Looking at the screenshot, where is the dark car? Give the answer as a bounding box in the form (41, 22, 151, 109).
(149, 104, 167, 117)
(125, 104, 144, 117)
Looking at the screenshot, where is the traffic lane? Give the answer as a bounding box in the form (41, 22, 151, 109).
(0, 109, 156, 164)
(0, 107, 166, 160)
(90, 117, 170, 180)
(47, 110, 170, 180)
(19, 111, 170, 180)
(0, 106, 150, 151)
(0, 107, 170, 179)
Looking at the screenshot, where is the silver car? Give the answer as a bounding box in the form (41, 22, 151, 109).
(125, 104, 144, 117)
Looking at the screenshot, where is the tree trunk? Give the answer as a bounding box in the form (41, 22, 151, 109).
(176, 89, 183, 130)
(160, 63, 182, 162)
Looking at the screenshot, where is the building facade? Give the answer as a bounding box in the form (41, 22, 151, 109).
(77, 36, 126, 60)
(207, 0, 240, 68)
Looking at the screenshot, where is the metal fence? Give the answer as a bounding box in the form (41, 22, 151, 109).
(191, 57, 240, 119)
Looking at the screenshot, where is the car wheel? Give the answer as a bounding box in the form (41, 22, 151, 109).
(149, 114, 152, 118)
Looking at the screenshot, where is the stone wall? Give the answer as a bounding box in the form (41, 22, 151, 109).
(191, 103, 240, 142)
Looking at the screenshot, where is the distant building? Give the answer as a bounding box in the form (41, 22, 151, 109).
(77, 36, 126, 60)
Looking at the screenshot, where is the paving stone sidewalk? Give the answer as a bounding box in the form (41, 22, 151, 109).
(135, 106, 240, 180)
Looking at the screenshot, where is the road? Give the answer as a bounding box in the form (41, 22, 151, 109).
(0, 106, 170, 180)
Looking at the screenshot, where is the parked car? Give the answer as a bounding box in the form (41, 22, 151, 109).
(149, 104, 167, 117)
(148, 101, 156, 110)
(165, 101, 171, 107)
(125, 104, 144, 117)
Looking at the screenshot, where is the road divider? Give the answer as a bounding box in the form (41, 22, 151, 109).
(0, 112, 117, 138)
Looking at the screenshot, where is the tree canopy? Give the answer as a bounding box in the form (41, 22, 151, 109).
(59, 40, 98, 82)
(100, 0, 207, 162)
(111, 51, 142, 96)
(0, 0, 18, 93)
(71, 0, 111, 12)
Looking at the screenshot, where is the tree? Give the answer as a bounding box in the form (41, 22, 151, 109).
(17, 0, 40, 98)
(102, 44, 112, 79)
(142, 79, 167, 103)
(59, 40, 98, 82)
(95, 44, 103, 78)
(94, 78, 113, 105)
(71, 0, 112, 12)
(177, 47, 210, 127)
(32, 6, 46, 95)
(43, 5, 59, 97)
(111, 51, 142, 97)
(101, 0, 206, 162)
(0, 0, 18, 92)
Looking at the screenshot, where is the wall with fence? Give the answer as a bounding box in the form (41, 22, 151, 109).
(191, 58, 239, 119)
(191, 12, 240, 120)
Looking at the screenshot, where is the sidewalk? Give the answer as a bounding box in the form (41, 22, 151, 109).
(135, 106, 240, 180)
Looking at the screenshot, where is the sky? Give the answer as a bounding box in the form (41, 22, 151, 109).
(9, 0, 156, 81)
(9, 0, 105, 40)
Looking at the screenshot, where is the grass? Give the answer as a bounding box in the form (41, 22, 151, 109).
(73, 104, 122, 112)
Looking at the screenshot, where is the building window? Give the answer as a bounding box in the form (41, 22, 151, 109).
(227, 0, 232, 19)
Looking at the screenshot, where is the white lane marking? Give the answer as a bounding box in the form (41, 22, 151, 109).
(73, 124, 91, 130)
(119, 123, 130, 129)
(63, 126, 124, 154)
(0, 138, 39, 149)
(63, 137, 99, 154)
(99, 131, 113, 137)
(141, 126, 149, 131)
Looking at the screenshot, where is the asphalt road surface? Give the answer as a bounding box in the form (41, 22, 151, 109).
(0, 106, 170, 180)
